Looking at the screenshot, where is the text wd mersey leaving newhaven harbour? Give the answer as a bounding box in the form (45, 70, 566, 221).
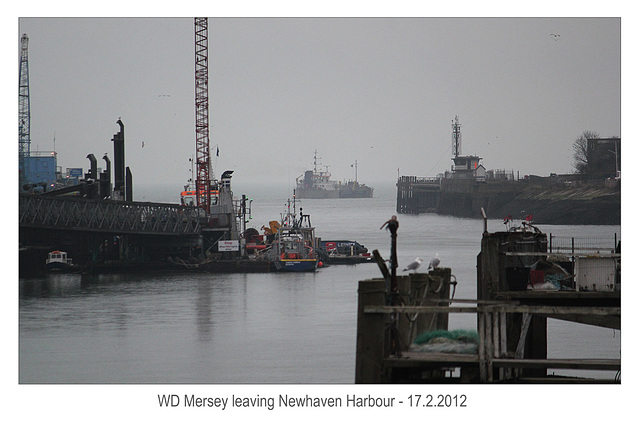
(158, 393, 398, 409)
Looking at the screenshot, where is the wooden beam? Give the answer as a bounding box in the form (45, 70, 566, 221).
(363, 305, 620, 316)
(515, 313, 532, 359)
(372, 249, 389, 280)
(492, 358, 621, 371)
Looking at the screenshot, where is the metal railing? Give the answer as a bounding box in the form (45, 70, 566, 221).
(19, 193, 201, 235)
(549, 234, 619, 255)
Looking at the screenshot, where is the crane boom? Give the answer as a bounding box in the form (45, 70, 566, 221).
(19, 33, 31, 184)
(194, 18, 211, 213)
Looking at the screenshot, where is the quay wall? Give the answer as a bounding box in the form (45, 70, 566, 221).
(397, 178, 621, 225)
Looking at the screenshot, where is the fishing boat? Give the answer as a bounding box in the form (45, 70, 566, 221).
(265, 200, 318, 272)
(46, 250, 73, 272)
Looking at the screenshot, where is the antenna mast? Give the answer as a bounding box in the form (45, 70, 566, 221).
(194, 18, 212, 213)
(19, 33, 31, 183)
(452, 115, 462, 158)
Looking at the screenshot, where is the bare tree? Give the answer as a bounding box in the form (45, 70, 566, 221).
(572, 130, 600, 174)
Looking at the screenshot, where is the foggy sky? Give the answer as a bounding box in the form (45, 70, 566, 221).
(16, 17, 620, 191)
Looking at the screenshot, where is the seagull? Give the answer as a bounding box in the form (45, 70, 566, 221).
(428, 254, 440, 270)
(403, 257, 423, 272)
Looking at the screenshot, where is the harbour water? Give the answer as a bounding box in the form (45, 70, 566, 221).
(19, 183, 621, 383)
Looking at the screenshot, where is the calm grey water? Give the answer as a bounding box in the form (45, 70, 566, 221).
(19, 183, 621, 383)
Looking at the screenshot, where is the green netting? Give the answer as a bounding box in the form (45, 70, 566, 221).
(411, 329, 479, 354)
(413, 329, 479, 345)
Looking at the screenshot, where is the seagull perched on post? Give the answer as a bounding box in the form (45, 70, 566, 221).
(403, 257, 423, 272)
(428, 254, 440, 271)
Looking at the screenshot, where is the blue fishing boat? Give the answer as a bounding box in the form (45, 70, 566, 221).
(266, 199, 318, 272)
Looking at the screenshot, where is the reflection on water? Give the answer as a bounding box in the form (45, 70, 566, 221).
(20, 274, 83, 298)
(19, 270, 350, 383)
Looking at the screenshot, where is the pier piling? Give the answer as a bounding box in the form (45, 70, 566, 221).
(356, 226, 620, 384)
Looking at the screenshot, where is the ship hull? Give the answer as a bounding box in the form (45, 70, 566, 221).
(295, 189, 340, 199)
(271, 259, 318, 272)
(339, 187, 373, 198)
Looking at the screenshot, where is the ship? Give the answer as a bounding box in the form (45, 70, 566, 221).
(295, 151, 373, 199)
(339, 179, 374, 198)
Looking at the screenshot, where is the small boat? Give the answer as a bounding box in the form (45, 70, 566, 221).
(265, 199, 318, 272)
(321, 240, 370, 256)
(46, 250, 73, 272)
(321, 239, 374, 264)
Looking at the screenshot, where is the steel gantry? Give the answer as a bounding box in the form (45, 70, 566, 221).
(194, 18, 212, 213)
(19, 33, 31, 183)
(19, 194, 201, 235)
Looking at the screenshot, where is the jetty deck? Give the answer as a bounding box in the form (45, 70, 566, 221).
(356, 222, 620, 384)
(356, 281, 620, 384)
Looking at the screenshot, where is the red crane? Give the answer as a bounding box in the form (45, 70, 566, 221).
(194, 18, 211, 213)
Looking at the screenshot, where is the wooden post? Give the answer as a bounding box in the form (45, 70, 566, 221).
(481, 207, 488, 235)
(428, 268, 451, 331)
(492, 310, 501, 381)
(381, 217, 402, 357)
(395, 276, 412, 352)
(500, 311, 509, 380)
(478, 309, 487, 382)
(355, 279, 387, 383)
(390, 227, 398, 293)
(485, 311, 494, 383)
(407, 269, 452, 345)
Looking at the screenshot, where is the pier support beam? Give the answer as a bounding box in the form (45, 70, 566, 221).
(355, 279, 387, 383)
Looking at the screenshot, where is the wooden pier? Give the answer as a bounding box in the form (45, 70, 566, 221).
(355, 224, 621, 384)
(396, 176, 440, 214)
